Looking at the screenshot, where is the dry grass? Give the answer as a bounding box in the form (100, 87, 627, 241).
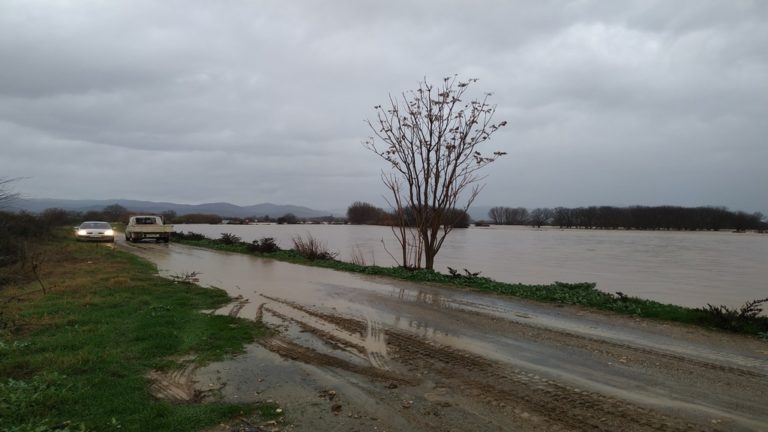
(291, 234, 338, 261)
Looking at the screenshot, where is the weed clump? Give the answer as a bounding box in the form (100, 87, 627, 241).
(218, 233, 241, 245)
(292, 234, 338, 261)
(171, 231, 206, 241)
(696, 298, 768, 333)
(246, 237, 280, 253)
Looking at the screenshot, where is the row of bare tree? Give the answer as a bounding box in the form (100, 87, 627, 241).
(488, 205, 767, 231)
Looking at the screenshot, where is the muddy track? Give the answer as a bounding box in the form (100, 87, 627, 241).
(263, 305, 368, 355)
(226, 296, 248, 318)
(258, 296, 727, 432)
(147, 357, 202, 403)
(270, 293, 763, 379)
(258, 336, 411, 385)
(475, 314, 766, 378)
(386, 330, 717, 432)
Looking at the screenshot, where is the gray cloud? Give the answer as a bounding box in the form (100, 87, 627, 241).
(1, 0, 766, 213)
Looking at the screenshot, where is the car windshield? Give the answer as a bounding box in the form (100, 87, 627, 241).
(80, 222, 111, 229)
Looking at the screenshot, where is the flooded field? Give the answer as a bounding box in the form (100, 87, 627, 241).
(174, 224, 768, 309)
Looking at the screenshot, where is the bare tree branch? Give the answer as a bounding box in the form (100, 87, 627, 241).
(365, 77, 506, 270)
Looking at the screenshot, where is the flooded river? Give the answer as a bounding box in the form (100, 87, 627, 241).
(174, 224, 767, 309)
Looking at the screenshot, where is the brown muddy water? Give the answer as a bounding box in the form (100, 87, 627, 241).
(175, 224, 767, 309)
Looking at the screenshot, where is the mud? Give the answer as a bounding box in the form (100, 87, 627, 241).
(147, 356, 201, 403)
(122, 240, 768, 432)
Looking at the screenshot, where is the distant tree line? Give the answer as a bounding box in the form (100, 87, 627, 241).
(347, 202, 470, 229)
(10, 204, 346, 226)
(487, 206, 767, 231)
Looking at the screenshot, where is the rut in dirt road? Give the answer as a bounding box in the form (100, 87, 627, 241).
(256, 295, 730, 432)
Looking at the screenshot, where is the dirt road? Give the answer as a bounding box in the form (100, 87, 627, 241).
(121, 240, 768, 431)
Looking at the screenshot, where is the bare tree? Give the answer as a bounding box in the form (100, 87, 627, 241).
(488, 206, 506, 224)
(529, 208, 553, 228)
(365, 76, 506, 269)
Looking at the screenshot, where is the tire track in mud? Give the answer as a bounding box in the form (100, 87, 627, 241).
(258, 295, 410, 385)
(364, 317, 390, 371)
(495, 319, 766, 378)
(226, 296, 248, 318)
(378, 291, 767, 378)
(386, 331, 718, 432)
(258, 296, 725, 432)
(262, 305, 368, 355)
(147, 357, 201, 403)
(257, 336, 411, 385)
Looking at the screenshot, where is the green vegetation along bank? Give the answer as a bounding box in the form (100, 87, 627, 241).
(0, 233, 275, 432)
(172, 231, 768, 337)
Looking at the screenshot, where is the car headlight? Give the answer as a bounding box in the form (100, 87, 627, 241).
(105, 229, 114, 236)
(77, 229, 87, 235)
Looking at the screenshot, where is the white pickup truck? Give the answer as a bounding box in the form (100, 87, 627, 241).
(124, 215, 173, 243)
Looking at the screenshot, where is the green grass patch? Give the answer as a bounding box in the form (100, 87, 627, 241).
(0, 236, 270, 432)
(173, 235, 768, 336)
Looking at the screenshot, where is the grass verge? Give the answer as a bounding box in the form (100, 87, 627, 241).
(0, 235, 270, 432)
(173, 234, 768, 336)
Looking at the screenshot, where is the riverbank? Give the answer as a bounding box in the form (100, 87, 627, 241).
(0, 235, 279, 431)
(171, 233, 768, 336)
(173, 223, 768, 311)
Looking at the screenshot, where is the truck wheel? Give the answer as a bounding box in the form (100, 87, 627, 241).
(125, 233, 131, 242)
(162, 237, 170, 243)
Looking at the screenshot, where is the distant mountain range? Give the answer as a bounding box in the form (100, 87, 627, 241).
(11, 198, 501, 221)
(12, 198, 333, 219)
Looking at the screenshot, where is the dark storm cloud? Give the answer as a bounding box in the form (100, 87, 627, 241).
(0, 0, 766, 213)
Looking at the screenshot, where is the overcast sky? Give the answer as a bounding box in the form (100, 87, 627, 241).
(1, 0, 766, 214)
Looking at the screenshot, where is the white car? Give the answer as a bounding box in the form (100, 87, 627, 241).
(75, 221, 115, 242)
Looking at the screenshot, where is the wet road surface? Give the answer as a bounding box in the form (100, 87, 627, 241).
(120, 240, 768, 432)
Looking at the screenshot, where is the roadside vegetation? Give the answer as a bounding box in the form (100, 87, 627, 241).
(172, 231, 768, 337)
(0, 214, 273, 431)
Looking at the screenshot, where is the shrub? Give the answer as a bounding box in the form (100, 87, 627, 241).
(292, 234, 338, 261)
(170, 231, 207, 241)
(696, 298, 768, 333)
(0, 212, 51, 270)
(218, 233, 241, 245)
(246, 237, 280, 253)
